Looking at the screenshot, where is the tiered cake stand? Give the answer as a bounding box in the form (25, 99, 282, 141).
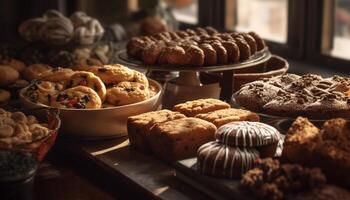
(115, 48, 271, 103)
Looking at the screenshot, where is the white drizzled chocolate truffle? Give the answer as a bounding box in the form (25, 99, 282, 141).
(197, 141, 259, 178)
(215, 121, 280, 147)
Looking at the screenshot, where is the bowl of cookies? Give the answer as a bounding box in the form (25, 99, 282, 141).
(19, 64, 162, 138)
(0, 108, 61, 162)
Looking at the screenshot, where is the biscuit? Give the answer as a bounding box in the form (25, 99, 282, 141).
(127, 109, 186, 152)
(51, 86, 102, 109)
(66, 71, 106, 101)
(106, 81, 150, 106)
(23, 64, 53, 81)
(132, 71, 149, 87)
(173, 98, 230, 117)
(149, 117, 217, 161)
(195, 108, 260, 127)
(0, 89, 11, 103)
(0, 66, 19, 86)
(39, 67, 74, 82)
(87, 64, 135, 85)
(24, 80, 65, 105)
(1, 59, 26, 72)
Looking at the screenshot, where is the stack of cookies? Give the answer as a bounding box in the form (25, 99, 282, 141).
(197, 121, 281, 178)
(127, 98, 262, 162)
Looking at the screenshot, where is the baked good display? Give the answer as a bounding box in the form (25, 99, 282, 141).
(240, 158, 350, 200)
(197, 141, 259, 178)
(195, 108, 259, 127)
(21, 64, 155, 109)
(127, 109, 186, 152)
(148, 117, 217, 161)
(282, 117, 350, 188)
(0, 108, 51, 148)
(173, 98, 230, 117)
(235, 73, 350, 119)
(126, 27, 266, 67)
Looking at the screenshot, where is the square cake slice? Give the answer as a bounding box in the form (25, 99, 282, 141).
(195, 108, 260, 127)
(173, 98, 230, 117)
(127, 109, 186, 153)
(149, 117, 217, 161)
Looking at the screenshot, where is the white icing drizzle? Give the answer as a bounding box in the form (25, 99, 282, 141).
(215, 121, 280, 147)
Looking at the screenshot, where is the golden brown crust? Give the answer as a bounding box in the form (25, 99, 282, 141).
(195, 108, 260, 127)
(173, 98, 230, 117)
(86, 64, 135, 85)
(106, 81, 149, 106)
(0, 66, 19, 86)
(23, 64, 53, 81)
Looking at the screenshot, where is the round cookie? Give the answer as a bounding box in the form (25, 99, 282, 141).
(210, 42, 228, 64)
(238, 33, 257, 55)
(24, 80, 65, 105)
(221, 41, 240, 63)
(65, 71, 106, 101)
(159, 46, 186, 65)
(51, 86, 102, 109)
(141, 43, 164, 65)
(197, 141, 260, 178)
(23, 64, 53, 81)
(183, 45, 205, 66)
(248, 31, 266, 51)
(0, 89, 11, 103)
(1, 59, 26, 72)
(86, 64, 135, 85)
(0, 66, 19, 86)
(215, 121, 280, 147)
(106, 82, 150, 106)
(132, 71, 149, 87)
(39, 67, 74, 82)
(233, 37, 251, 61)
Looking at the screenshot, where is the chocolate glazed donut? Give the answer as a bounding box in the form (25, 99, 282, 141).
(210, 42, 228, 64)
(181, 45, 205, 66)
(199, 43, 218, 66)
(221, 41, 240, 63)
(238, 33, 257, 55)
(233, 37, 251, 61)
(248, 31, 266, 51)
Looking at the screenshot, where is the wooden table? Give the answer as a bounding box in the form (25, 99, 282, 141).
(37, 137, 210, 200)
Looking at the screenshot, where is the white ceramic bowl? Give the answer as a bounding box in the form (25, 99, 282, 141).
(19, 79, 162, 139)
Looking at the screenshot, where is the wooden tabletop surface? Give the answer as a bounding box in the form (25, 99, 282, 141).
(34, 136, 210, 200)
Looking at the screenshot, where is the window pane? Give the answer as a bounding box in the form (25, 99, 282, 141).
(166, 0, 198, 24)
(324, 0, 350, 59)
(226, 0, 288, 43)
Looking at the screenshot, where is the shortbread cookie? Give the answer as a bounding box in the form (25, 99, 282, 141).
(149, 117, 217, 161)
(173, 98, 230, 117)
(195, 108, 259, 127)
(106, 82, 149, 106)
(23, 64, 53, 81)
(39, 67, 74, 82)
(197, 141, 260, 178)
(66, 71, 106, 100)
(0, 66, 19, 86)
(51, 86, 101, 109)
(127, 110, 186, 152)
(87, 64, 135, 85)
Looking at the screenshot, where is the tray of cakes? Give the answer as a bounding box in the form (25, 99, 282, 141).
(18, 64, 162, 138)
(125, 98, 350, 200)
(116, 27, 271, 72)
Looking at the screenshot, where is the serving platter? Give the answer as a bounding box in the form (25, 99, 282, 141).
(115, 48, 271, 72)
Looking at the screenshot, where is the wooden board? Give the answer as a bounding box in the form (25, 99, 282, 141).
(56, 137, 211, 200)
(174, 158, 253, 200)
